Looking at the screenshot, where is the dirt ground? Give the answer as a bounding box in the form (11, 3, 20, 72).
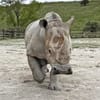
(0, 38, 100, 100)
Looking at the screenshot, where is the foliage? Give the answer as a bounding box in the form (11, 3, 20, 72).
(5, 2, 21, 28)
(80, 0, 89, 6)
(83, 21, 100, 33)
(0, 1, 41, 29)
(0, 1, 100, 32)
(0, 0, 16, 6)
(19, 2, 41, 28)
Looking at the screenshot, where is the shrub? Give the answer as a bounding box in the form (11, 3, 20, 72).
(80, 0, 89, 6)
(83, 21, 100, 33)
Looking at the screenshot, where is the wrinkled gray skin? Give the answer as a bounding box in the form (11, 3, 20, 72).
(25, 12, 74, 90)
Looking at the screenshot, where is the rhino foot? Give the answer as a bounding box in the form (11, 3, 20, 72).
(48, 83, 60, 90)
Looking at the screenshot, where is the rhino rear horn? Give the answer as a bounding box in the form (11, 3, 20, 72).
(39, 19, 48, 28)
(66, 16, 75, 27)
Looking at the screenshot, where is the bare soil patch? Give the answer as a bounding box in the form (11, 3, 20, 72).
(0, 38, 100, 100)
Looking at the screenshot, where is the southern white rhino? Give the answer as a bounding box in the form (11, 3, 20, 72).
(25, 12, 74, 90)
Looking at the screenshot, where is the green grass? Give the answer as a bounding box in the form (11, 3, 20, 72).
(38, 1, 100, 31)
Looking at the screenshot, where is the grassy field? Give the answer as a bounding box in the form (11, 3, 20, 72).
(38, 1, 100, 31)
(0, 0, 100, 34)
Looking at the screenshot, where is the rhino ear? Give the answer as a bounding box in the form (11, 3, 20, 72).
(66, 16, 75, 28)
(39, 19, 48, 28)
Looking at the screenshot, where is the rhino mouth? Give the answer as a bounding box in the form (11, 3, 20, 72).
(51, 64, 73, 75)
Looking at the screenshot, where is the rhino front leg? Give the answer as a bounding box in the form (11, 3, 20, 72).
(48, 68, 59, 90)
(27, 56, 46, 83)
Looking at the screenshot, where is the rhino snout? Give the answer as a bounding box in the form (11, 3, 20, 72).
(51, 65, 73, 75)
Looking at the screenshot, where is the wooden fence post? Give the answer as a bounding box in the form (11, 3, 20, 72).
(2, 29, 5, 39)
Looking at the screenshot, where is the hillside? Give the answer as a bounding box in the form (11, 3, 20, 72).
(38, 1, 100, 31)
(0, 1, 100, 32)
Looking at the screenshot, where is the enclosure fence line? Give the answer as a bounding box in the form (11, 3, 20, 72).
(0, 29, 24, 39)
(0, 29, 100, 39)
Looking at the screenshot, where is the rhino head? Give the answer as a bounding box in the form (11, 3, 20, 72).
(39, 12, 74, 75)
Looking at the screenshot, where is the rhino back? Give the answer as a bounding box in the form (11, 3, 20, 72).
(25, 20, 46, 58)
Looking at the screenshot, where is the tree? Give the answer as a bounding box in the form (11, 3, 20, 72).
(83, 21, 99, 33)
(19, 2, 41, 28)
(4, 1, 21, 29)
(0, 0, 41, 29)
(0, 0, 20, 28)
(80, 0, 89, 6)
(0, 0, 16, 6)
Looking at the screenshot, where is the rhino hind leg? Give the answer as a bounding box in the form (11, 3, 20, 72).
(27, 56, 48, 83)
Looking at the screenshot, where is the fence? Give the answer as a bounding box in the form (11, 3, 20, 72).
(71, 31, 100, 38)
(0, 29, 24, 39)
(0, 29, 100, 39)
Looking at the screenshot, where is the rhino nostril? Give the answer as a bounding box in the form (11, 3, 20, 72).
(53, 67, 56, 70)
(67, 68, 73, 74)
(52, 67, 60, 75)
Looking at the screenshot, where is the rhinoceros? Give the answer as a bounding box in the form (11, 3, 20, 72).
(25, 12, 74, 90)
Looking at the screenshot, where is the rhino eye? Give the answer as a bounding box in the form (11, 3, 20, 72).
(49, 49, 51, 53)
(48, 48, 52, 54)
